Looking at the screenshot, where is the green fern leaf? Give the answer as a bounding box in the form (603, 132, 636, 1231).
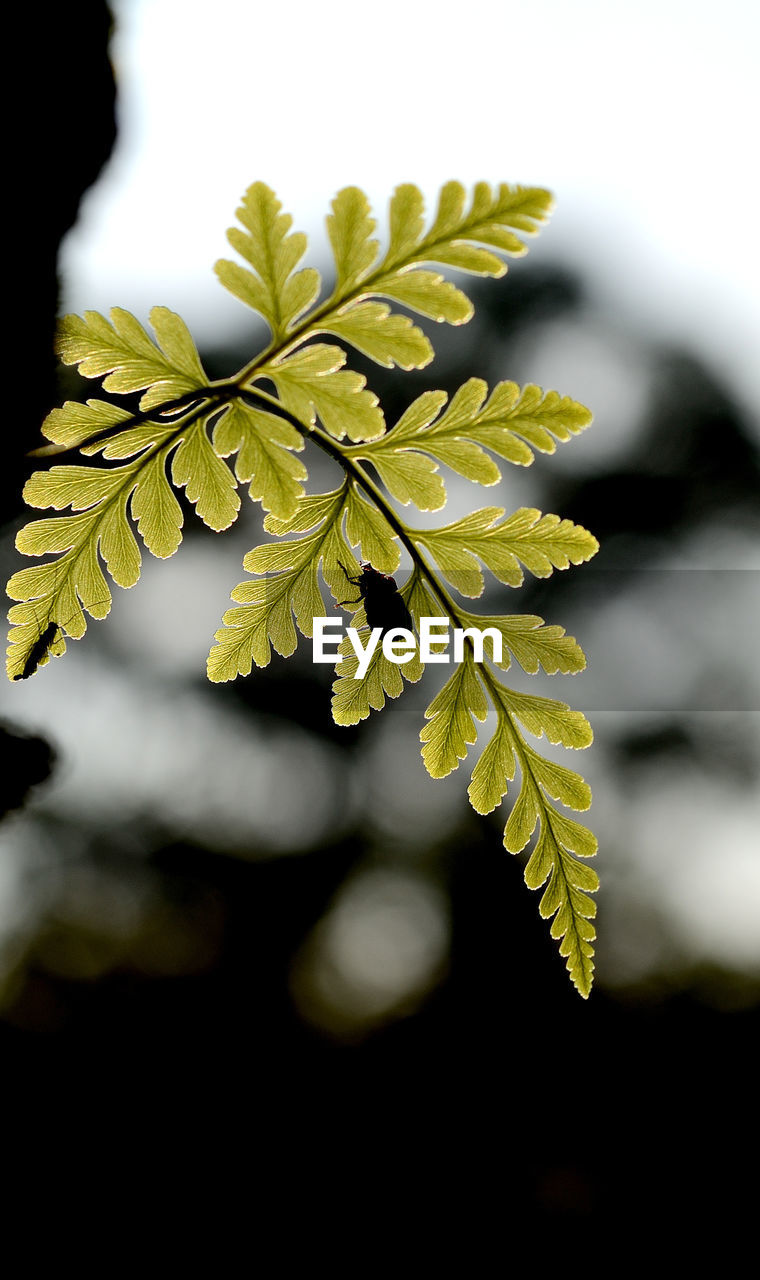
(497, 684, 593, 749)
(330, 568, 430, 725)
(463, 669, 596, 993)
(171, 426, 240, 531)
(215, 182, 320, 338)
(7, 406, 237, 679)
(356, 380, 592, 483)
(207, 487, 357, 682)
(313, 182, 552, 369)
(384, 183, 427, 267)
(41, 398, 133, 450)
(468, 712, 517, 815)
(212, 399, 306, 520)
(524, 813, 598, 998)
(263, 488, 344, 536)
(424, 180, 552, 268)
(7, 515, 116, 679)
(454, 666, 596, 992)
(8, 176, 601, 999)
(347, 392, 446, 510)
(367, 451, 447, 512)
(464, 381, 594, 463)
(370, 181, 553, 323)
(458, 610, 587, 675)
(23, 465, 128, 512)
(322, 302, 433, 370)
(259, 345, 385, 443)
(56, 306, 208, 410)
(420, 658, 488, 778)
(326, 186, 380, 297)
(523, 743, 592, 811)
(372, 270, 473, 325)
(413, 507, 502, 596)
(130, 453, 184, 558)
(503, 769, 541, 854)
(344, 484, 400, 573)
(415, 506, 599, 594)
(331, 633, 406, 725)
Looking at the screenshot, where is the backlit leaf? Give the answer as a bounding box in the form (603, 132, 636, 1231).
(215, 181, 320, 337)
(420, 658, 488, 778)
(56, 306, 208, 411)
(207, 487, 350, 682)
(213, 400, 306, 520)
(416, 506, 599, 592)
(261, 344, 385, 443)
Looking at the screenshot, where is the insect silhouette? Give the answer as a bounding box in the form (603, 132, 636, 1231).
(11, 600, 110, 681)
(13, 622, 64, 681)
(336, 562, 414, 634)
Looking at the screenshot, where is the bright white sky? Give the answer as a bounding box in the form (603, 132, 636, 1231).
(62, 0, 760, 404)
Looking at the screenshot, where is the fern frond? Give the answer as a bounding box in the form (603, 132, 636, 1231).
(462, 678, 597, 996)
(367, 180, 552, 322)
(215, 182, 320, 340)
(347, 391, 449, 510)
(414, 506, 599, 595)
(56, 306, 208, 410)
(347, 380, 592, 491)
(258, 344, 385, 443)
(207, 486, 372, 682)
(212, 399, 307, 520)
(323, 302, 434, 371)
(457, 610, 587, 675)
(420, 657, 489, 778)
(331, 603, 425, 726)
(344, 485, 400, 573)
(217, 181, 552, 389)
(8, 176, 601, 998)
(6, 406, 238, 681)
(326, 186, 381, 297)
(40, 398, 134, 452)
(316, 181, 553, 363)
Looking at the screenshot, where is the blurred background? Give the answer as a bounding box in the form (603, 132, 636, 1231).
(2, 0, 758, 1240)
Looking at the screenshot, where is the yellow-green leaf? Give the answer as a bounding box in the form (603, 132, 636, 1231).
(458, 610, 587, 675)
(331, 597, 424, 726)
(131, 452, 184, 559)
(503, 772, 541, 854)
(468, 715, 517, 815)
(213, 400, 306, 520)
(207, 488, 348, 682)
(497, 686, 593, 750)
(326, 186, 379, 298)
(172, 423, 240, 531)
(215, 182, 320, 337)
(323, 301, 433, 370)
(56, 306, 208, 411)
(420, 659, 488, 778)
(262, 344, 385, 443)
(344, 484, 400, 573)
(415, 506, 599, 592)
(523, 821, 597, 998)
(373, 269, 473, 325)
(41, 398, 132, 449)
(524, 744, 592, 811)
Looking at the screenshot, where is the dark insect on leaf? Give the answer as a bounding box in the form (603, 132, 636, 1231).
(337, 561, 413, 634)
(13, 622, 61, 681)
(12, 598, 112, 681)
